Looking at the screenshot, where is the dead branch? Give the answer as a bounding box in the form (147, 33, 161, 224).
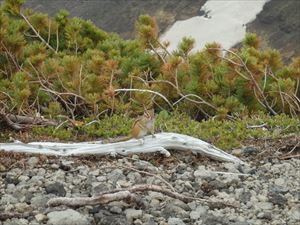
(115, 88, 174, 109)
(0, 112, 24, 131)
(20, 13, 56, 53)
(6, 114, 58, 126)
(47, 184, 233, 208)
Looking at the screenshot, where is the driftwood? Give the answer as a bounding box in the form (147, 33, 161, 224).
(0, 132, 243, 164)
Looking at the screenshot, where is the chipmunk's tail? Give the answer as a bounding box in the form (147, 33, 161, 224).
(102, 135, 132, 144)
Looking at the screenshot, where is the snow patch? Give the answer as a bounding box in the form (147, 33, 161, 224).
(161, 0, 270, 52)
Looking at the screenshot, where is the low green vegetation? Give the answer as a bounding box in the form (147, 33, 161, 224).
(29, 112, 299, 150)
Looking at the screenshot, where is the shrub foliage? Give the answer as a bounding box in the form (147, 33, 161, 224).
(0, 0, 299, 126)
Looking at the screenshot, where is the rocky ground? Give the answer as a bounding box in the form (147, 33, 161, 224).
(0, 138, 299, 225)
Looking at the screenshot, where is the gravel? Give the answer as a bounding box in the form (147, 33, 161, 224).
(0, 152, 299, 225)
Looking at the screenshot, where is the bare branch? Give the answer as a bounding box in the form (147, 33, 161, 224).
(20, 13, 56, 53)
(47, 184, 234, 208)
(115, 88, 173, 109)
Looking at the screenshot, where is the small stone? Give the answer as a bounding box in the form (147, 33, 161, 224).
(256, 202, 273, 210)
(0, 194, 18, 204)
(35, 213, 47, 222)
(94, 211, 128, 225)
(18, 175, 30, 182)
(3, 218, 29, 225)
(194, 166, 216, 180)
(110, 206, 122, 214)
(167, 217, 185, 225)
(47, 209, 90, 225)
(134, 219, 143, 225)
(268, 192, 287, 206)
(96, 176, 107, 182)
(0, 163, 6, 172)
(125, 209, 143, 223)
(30, 195, 49, 208)
(242, 146, 258, 155)
(231, 149, 242, 156)
(107, 169, 126, 183)
(134, 160, 157, 172)
(223, 162, 240, 173)
(45, 182, 66, 197)
(257, 212, 272, 220)
(274, 178, 286, 186)
(27, 157, 39, 168)
(89, 169, 100, 176)
(289, 207, 300, 221)
(51, 164, 59, 169)
(190, 205, 207, 220)
(15, 203, 31, 213)
(161, 204, 189, 219)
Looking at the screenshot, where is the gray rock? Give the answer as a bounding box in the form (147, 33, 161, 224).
(5, 175, 19, 185)
(45, 182, 66, 197)
(256, 202, 273, 210)
(92, 182, 111, 195)
(30, 195, 49, 208)
(230, 222, 250, 225)
(14, 203, 31, 213)
(239, 191, 251, 203)
(27, 157, 39, 168)
(0, 194, 18, 204)
(223, 163, 240, 173)
(202, 214, 229, 225)
(242, 146, 258, 155)
(35, 213, 48, 222)
(194, 166, 216, 180)
(167, 218, 185, 225)
(127, 171, 143, 183)
(133, 160, 157, 172)
(268, 192, 287, 206)
(89, 169, 100, 176)
(18, 175, 30, 183)
(125, 209, 143, 222)
(94, 210, 129, 225)
(110, 206, 122, 214)
(162, 204, 189, 219)
(107, 169, 126, 184)
(189, 205, 207, 220)
(274, 178, 286, 186)
(289, 207, 300, 221)
(133, 219, 143, 225)
(257, 212, 272, 220)
(3, 218, 29, 225)
(47, 209, 90, 225)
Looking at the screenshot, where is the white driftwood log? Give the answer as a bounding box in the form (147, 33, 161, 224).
(0, 132, 243, 163)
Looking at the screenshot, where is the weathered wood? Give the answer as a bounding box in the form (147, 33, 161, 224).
(0, 132, 243, 163)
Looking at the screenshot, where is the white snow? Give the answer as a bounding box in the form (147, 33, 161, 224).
(161, 0, 270, 52)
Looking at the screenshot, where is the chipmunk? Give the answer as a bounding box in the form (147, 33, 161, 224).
(103, 109, 155, 144)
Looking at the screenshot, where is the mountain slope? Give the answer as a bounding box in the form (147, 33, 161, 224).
(24, 0, 206, 39)
(247, 0, 300, 60)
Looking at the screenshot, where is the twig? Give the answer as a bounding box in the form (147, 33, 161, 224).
(120, 165, 176, 192)
(20, 13, 56, 53)
(279, 154, 300, 160)
(115, 88, 173, 109)
(246, 123, 268, 129)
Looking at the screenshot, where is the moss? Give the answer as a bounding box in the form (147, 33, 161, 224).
(155, 111, 299, 150)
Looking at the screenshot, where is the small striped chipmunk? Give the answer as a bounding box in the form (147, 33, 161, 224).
(103, 108, 155, 144)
